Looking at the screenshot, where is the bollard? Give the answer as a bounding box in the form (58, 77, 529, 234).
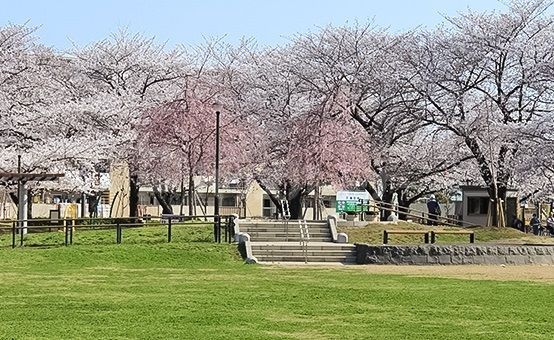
(64, 222, 69, 246)
(213, 220, 218, 242)
(167, 218, 172, 243)
(20, 223, 24, 247)
(383, 230, 388, 244)
(228, 217, 234, 244)
(217, 216, 221, 243)
(224, 217, 228, 243)
(69, 220, 73, 245)
(12, 222, 16, 249)
(116, 222, 121, 244)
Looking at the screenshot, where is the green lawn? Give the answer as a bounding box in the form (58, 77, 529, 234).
(0, 226, 552, 339)
(0, 222, 216, 248)
(339, 221, 554, 245)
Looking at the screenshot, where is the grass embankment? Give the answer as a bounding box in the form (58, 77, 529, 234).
(0, 226, 552, 339)
(339, 221, 554, 245)
(0, 222, 214, 248)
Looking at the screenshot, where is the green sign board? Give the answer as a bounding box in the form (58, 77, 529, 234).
(336, 191, 370, 213)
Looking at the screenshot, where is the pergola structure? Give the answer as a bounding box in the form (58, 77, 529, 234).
(0, 173, 64, 183)
(0, 171, 64, 233)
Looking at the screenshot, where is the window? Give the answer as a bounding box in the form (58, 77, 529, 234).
(323, 199, 333, 208)
(467, 197, 489, 215)
(221, 195, 237, 207)
(262, 197, 276, 217)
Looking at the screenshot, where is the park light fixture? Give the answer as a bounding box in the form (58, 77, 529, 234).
(212, 101, 222, 241)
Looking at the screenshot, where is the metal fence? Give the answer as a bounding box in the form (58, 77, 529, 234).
(0, 214, 236, 248)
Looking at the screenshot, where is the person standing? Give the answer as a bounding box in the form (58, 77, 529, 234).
(546, 213, 554, 236)
(427, 195, 441, 226)
(530, 213, 541, 235)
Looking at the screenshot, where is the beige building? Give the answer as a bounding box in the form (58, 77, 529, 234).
(1, 170, 342, 220)
(460, 186, 518, 226)
(136, 180, 338, 219)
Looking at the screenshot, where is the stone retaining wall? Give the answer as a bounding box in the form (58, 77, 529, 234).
(355, 243, 554, 265)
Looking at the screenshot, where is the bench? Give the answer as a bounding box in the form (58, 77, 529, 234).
(383, 230, 430, 244)
(430, 230, 475, 244)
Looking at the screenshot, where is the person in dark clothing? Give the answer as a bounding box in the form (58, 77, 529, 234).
(530, 214, 541, 235)
(427, 195, 441, 226)
(511, 215, 524, 232)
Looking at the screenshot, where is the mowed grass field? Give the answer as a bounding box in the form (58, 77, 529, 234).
(0, 225, 552, 339)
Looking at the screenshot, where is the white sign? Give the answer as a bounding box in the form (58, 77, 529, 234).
(336, 191, 370, 201)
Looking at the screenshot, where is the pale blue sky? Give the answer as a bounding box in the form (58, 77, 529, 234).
(1, 0, 514, 51)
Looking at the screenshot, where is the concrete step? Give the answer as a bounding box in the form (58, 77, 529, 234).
(251, 244, 355, 251)
(240, 222, 328, 229)
(247, 232, 331, 238)
(252, 250, 355, 257)
(240, 227, 331, 233)
(240, 220, 327, 225)
(252, 237, 333, 242)
(255, 255, 357, 263)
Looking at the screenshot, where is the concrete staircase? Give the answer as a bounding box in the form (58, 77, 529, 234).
(237, 220, 356, 264)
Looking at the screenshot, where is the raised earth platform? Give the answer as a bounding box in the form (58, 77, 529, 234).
(355, 243, 554, 265)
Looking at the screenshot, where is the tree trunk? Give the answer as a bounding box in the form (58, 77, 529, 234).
(153, 187, 173, 215)
(380, 181, 394, 221)
(363, 182, 382, 201)
(312, 186, 318, 220)
(188, 174, 195, 216)
(488, 184, 507, 227)
(9, 192, 18, 205)
(129, 175, 139, 217)
(288, 193, 303, 220)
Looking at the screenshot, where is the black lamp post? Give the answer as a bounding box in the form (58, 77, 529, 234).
(212, 102, 222, 242)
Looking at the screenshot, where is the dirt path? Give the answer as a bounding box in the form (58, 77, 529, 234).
(267, 263, 554, 283)
(360, 264, 554, 283)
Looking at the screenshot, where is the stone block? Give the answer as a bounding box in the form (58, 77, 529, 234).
(410, 255, 428, 264)
(426, 255, 439, 264)
(451, 254, 464, 265)
(437, 255, 451, 264)
(504, 255, 527, 265)
(472, 256, 487, 264)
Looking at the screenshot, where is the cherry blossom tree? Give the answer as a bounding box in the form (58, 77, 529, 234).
(235, 47, 373, 219)
(70, 30, 185, 216)
(402, 0, 554, 226)
(282, 23, 474, 219)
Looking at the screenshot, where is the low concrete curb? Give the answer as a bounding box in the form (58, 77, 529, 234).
(236, 232, 257, 264)
(327, 215, 348, 243)
(355, 243, 554, 265)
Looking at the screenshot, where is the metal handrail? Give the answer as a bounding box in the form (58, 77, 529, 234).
(298, 219, 310, 263)
(360, 200, 475, 228)
(281, 199, 291, 241)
